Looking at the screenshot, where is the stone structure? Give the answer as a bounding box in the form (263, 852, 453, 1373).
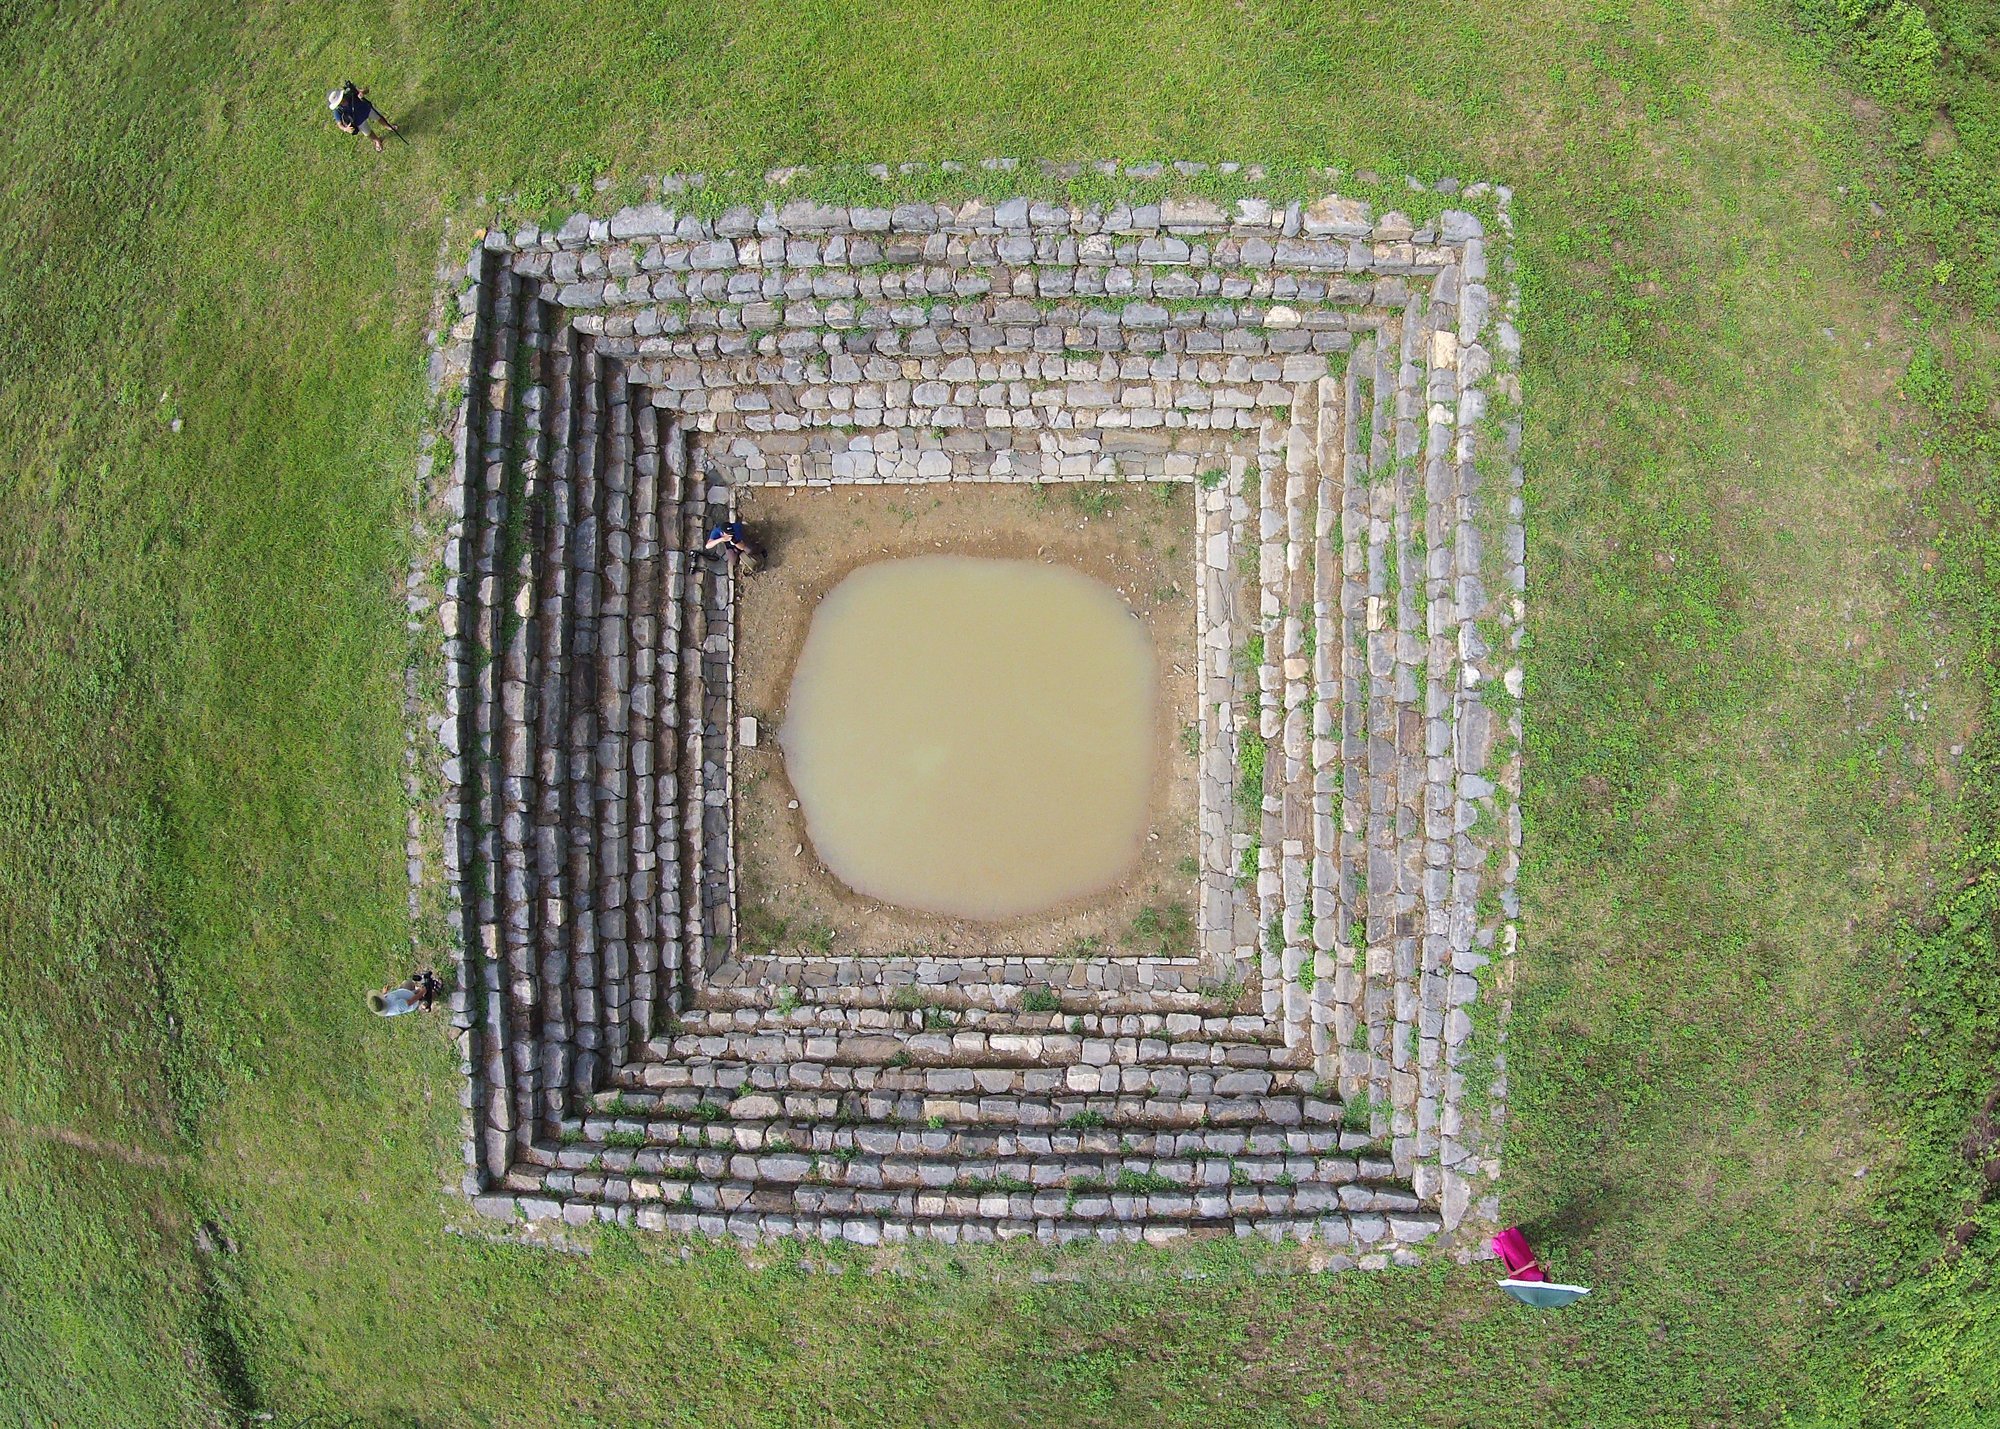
(404, 163, 1525, 1265)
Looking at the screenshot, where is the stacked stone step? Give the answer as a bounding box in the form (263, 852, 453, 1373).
(609, 1058, 1326, 1120)
(673, 474, 712, 996)
(594, 364, 637, 1067)
(564, 1095, 1361, 1162)
(627, 403, 663, 1044)
(611, 1081, 1322, 1134)
(1331, 326, 1385, 1134)
(704, 950, 1224, 1011)
(1416, 290, 1464, 1205)
(508, 341, 685, 1105)
(697, 482, 738, 977)
(603, 309, 1366, 489)
(563, 343, 606, 1097)
(694, 976, 1235, 1020)
(517, 203, 1446, 489)
(1252, 431, 1283, 1024)
(433, 181, 1523, 1252)
(1226, 367, 1368, 1046)
(563, 1136, 1390, 1200)
(651, 417, 691, 1020)
(505, 1097, 1436, 1248)
(544, 1172, 1428, 1249)
(530, 382, 703, 1078)
(531, 1120, 1421, 1250)
(1308, 372, 1347, 1071)
(1195, 454, 1248, 986)
(625, 1021, 1313, 1086)
(517, 1150, 1436, 1250)
(533, 322, 582, 1127)
(550, 229, 1421, 321)
(1327, 338, 1373, 1091)
(464, 255, 523, 1179)
(670, 1002, 1291, 1043)
(1225, 456, 1263, 979)
(436, 248, 486, 1192)
(1382, 293, 1436, 1177)
(1270, 381, 1323, 1054)
(496, 290, 548, 1157)
(1307, 286, 1459, 1180)
(569, 275, 1404, 352)
(462, 320, 705, 1138)
(1420, 228, 1518, 1227)
(550, 230, 1412, 364)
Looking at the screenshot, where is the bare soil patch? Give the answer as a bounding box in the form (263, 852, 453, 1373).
(729, 480, 1199, 962)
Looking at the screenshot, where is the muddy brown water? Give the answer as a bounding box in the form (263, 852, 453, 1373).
(779, 555, 1157, 921)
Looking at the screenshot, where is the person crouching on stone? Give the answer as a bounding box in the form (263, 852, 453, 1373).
(329, 81, 385, 152)
(369, 968, 441, 1017)
(704, 519, 763, 572)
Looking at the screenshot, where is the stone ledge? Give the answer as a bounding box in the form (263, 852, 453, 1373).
(410, 165, 1523, 1264)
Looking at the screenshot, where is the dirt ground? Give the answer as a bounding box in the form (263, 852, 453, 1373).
(729, 480, 1200, 962)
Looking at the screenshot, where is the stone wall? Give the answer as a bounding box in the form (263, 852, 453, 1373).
(403, 162, 1524, 1265)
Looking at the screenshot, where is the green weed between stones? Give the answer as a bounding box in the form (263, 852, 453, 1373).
(1123, 901, 1194, 958)
(1019, 987, 1063, 1015)
(1234, 632, 1268, 892)
(1113, 1169, 1182, 1195)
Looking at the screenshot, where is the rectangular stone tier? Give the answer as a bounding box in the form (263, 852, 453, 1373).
(414, 172, 1524, 1263)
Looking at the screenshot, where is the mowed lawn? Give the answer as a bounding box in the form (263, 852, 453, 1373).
(2, 1, 1994, 1425)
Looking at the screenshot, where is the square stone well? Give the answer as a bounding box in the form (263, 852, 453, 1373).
(412, 171, 1525, 1258)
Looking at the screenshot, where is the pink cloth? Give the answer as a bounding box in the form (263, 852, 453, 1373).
(1491, 1226, 1546, 1282)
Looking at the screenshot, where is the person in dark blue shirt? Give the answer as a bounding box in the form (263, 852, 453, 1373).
(329, 82, 385, 152)
(704, 520, 762, 569)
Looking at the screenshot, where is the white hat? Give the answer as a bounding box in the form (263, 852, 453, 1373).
(328, 89, 344, 110)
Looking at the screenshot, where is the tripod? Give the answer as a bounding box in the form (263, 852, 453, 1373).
(339, 81, 410, 147)
(371, 107, 411, 147)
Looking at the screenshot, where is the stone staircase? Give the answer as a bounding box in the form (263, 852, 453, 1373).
(415, 169, 1523, 1262)
(448, 270, 737, 1170)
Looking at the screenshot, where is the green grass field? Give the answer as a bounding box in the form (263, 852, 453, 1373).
(2, 1, 1996, 1424)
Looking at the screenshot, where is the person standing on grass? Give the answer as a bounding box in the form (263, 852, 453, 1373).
(329, 81, 385, 152)
(369, 968, 441, 1017)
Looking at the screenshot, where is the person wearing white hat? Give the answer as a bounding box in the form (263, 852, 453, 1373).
(368, 968, 441, 1017)
(329, 81, 385, 152)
